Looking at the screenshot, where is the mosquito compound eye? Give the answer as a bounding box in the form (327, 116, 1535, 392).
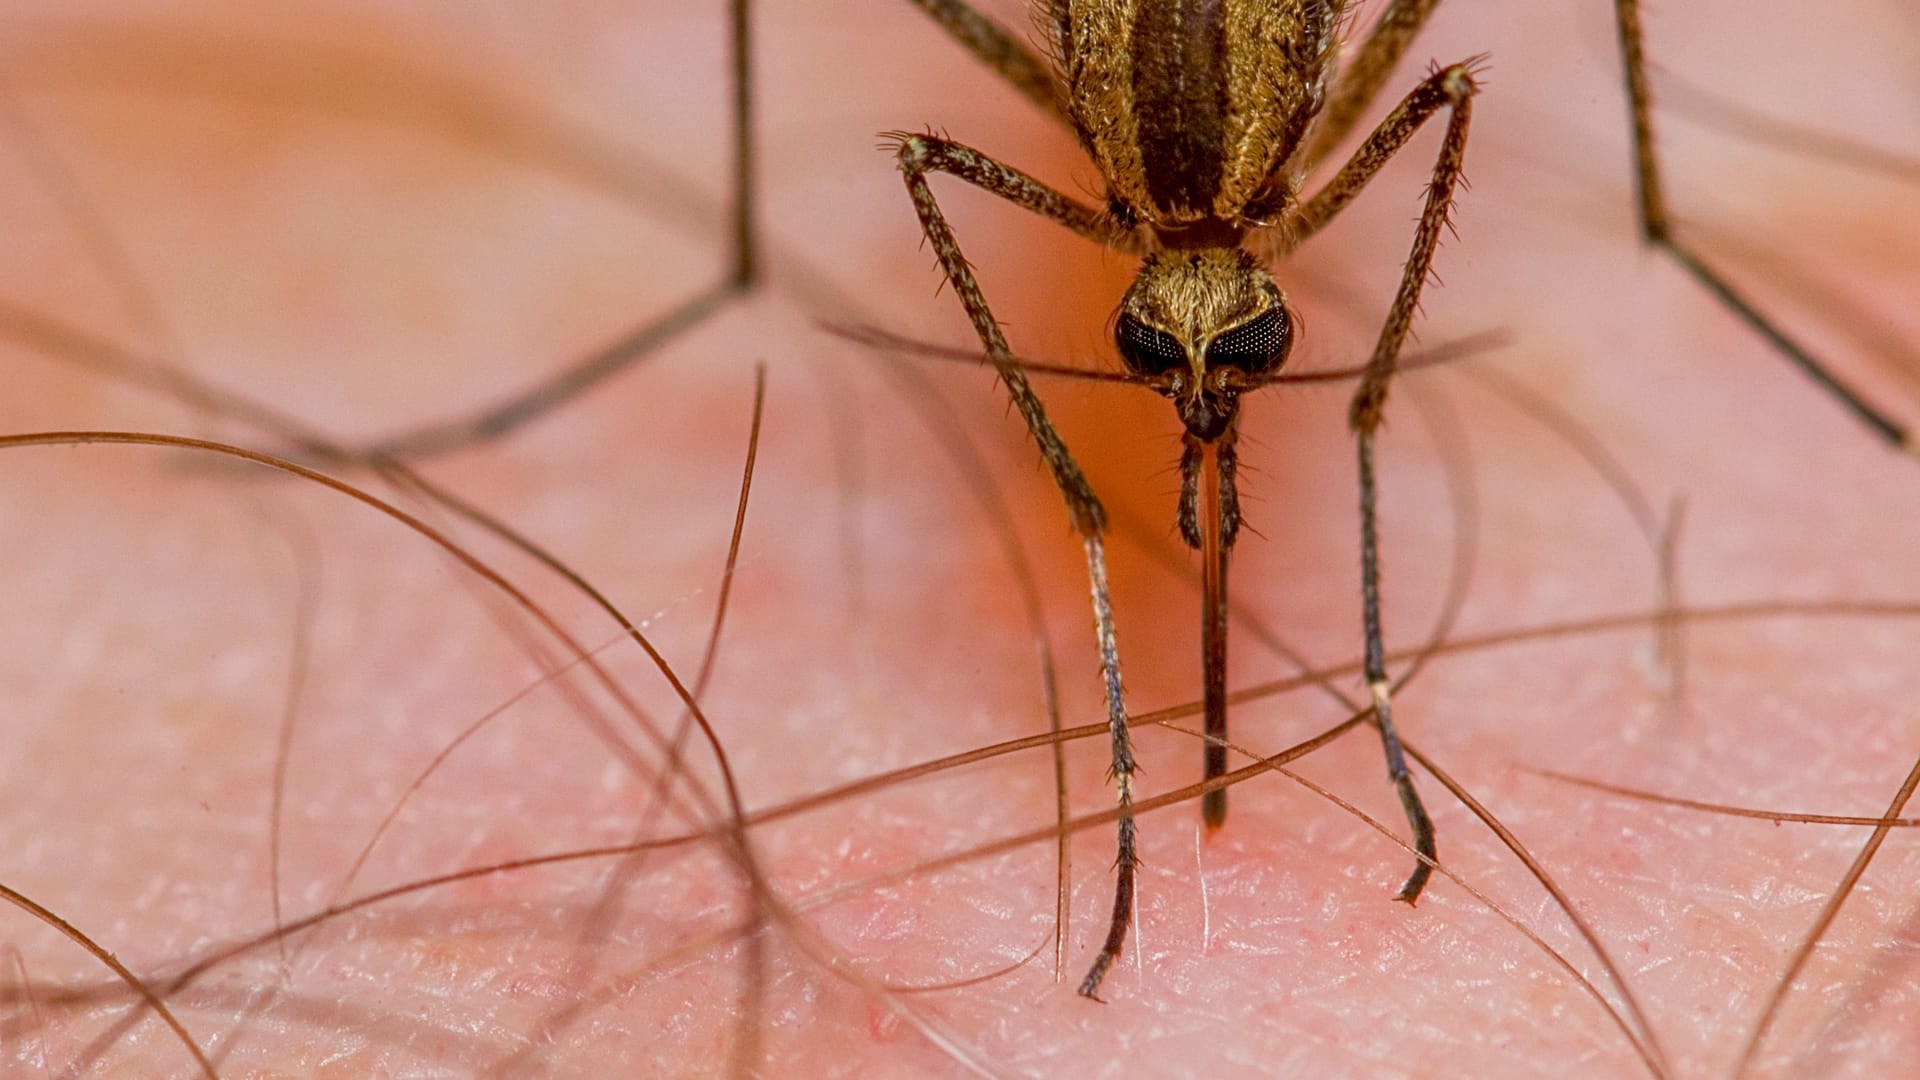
(1115, 314, 1187, 375)
(1205, 305, 1292, 373)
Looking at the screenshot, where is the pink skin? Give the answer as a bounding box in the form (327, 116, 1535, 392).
(1, 1, 1917, 1076)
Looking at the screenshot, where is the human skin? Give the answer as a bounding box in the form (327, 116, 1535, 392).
(1, 1, 1917, 1077)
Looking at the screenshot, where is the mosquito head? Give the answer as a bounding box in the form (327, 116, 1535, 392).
(1115, 249, 1294, 442)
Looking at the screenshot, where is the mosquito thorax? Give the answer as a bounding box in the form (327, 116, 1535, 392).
(1114, 249, 1294, 441)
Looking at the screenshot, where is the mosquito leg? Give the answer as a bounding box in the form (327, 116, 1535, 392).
(903, 0, 1067, 125)
(1282, 61, 1481, 252)
(891, 132, 1141, 998)
(1297, 0, 1447, 170)
(890, 134, 1138, 514)
(355, 283, 736, 460)
(728, 0, 758, 289)
(1611, 0, 1910, 450)
(320, 0, 760, 463)
(1355, 431, 1438, 903)
(1296, 62, 1478, 903)
(1074, 532, 1137, 1001)
(894, 134, 1132, 255)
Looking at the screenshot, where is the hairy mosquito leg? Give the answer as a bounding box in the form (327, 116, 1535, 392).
(1306, 61, 1478, 903)
(329, 0, 760, 462)
(903, 0, 1067, 124)
(892, 132, 1139, 535)
(894, 134, 1134, 254)
(1075, 534, 1138, 1001)
(1283, 62, 1481, 250)
(359, 281, 739, 460)
(729, 0, 758, 288)
(1611, 0, 1911, 450)
(1298, 0, 1446, 170)
(1357, 435, 1438, 902)
(359, 46, 1088, 461)
(891, 132, 1143, 999)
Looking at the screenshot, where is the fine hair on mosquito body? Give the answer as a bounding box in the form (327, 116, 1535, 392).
(889, 0, 1480, 997)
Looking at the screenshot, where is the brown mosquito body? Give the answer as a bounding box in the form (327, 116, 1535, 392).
(892, 0, 1476, 998)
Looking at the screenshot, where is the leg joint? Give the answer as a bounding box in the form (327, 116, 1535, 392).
(1437, 57, 1485, 104)
(889, 130, 944, 174)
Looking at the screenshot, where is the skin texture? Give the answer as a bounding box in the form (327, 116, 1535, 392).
(1, 0, 1917, 1076)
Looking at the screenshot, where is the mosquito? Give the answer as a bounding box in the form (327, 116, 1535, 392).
(886, 0, 1478, 998)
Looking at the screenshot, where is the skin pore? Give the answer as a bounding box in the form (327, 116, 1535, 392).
(1, 0, 1918, 1076)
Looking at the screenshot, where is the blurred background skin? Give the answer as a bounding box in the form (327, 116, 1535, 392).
(0, 1, 1917, 1075)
